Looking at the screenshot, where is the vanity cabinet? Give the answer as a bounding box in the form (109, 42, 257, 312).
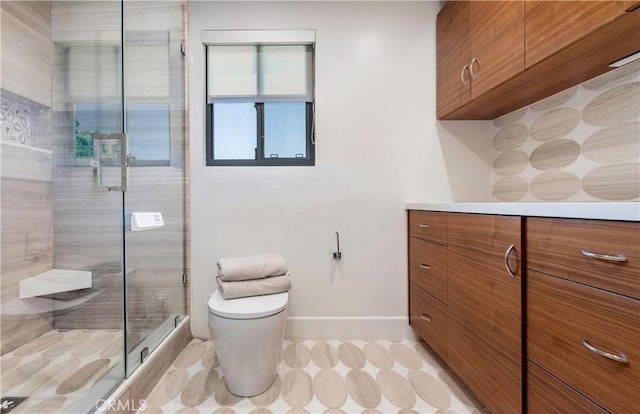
(526, 217, 640, 413)
(436, 1, 525, 119)
(408, 211, 449, 359)
(447, 213, 522, 414)
(436, 0, 640, 119)
(407, 211, 522, 414)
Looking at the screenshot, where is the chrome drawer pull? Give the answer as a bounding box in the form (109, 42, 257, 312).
(581, 250, 627, 262)
(419, 264, 431, 270)
(582, 339, 629, 364)
(504, 244, 516, 277)
(420, 314, 432, 322)
(419, 224, 431, 228)
(469, 57, 479, 80)
(461, 65, 470, 86)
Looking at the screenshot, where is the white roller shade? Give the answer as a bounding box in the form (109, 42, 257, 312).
(206, 44, 313, 101)
(259, 45, 312, 98)
(207, 45, 257, 98)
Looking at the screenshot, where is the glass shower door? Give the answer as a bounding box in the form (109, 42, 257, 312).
(49, 0, 126, 411)
(122, 1, 187, 376)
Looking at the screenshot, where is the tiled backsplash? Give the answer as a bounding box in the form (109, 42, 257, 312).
(491, 61, 639, 202)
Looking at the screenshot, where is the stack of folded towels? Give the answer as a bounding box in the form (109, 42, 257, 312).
(216, 253, 291, 300)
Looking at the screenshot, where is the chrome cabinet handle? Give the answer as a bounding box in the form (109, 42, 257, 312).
(420, 314, 432, 322)
(461, 64, 470, 86)
(419, 224, 431, 228)
(504, 244, 516, 277)
(582, 339, 629, 364)
(419, 264, 431, 270)
(469, 57, 479, 80)
(581, 250, 627, 262)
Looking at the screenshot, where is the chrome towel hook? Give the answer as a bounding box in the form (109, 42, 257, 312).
(333, 232, 342, 260)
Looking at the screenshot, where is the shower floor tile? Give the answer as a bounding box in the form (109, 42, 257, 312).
(0, 329, 123, 413)
(138, 339, 485, 414)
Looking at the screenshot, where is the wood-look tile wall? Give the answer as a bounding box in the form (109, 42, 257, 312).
(491, 62, 640, 202)
(50, 1, 188, 332)
(0, 1, 52, 107)
(0, 2, 54, 355)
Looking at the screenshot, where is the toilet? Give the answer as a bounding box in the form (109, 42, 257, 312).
(208, 288, 289, 397)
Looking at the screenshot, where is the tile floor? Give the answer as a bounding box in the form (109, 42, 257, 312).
(138, 338, 484, 414)
(0, 329, 124, 413)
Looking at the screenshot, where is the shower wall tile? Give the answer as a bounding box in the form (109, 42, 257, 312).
(491, 61, 640, 202)
(1, 148, 54, 355)
(1, 176, 53, 354)
(1, 1, 54, 354)
(0, 1, 52, 107)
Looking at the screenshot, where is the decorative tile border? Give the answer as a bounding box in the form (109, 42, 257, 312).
(1, 97, 32, 146)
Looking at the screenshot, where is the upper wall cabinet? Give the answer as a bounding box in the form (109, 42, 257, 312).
(525, 1, 632, 68)
(436, 0, 640, 120)
(436, 1, 524, 119)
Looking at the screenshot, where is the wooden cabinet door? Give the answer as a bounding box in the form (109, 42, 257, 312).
(447, 213, 522, 414)
(528, 270, 640, 413)
(469, 1, 525, 99)
(436, 1, 471, 118)
(525, 1, 632, 68)
(528, 361, 608, 414)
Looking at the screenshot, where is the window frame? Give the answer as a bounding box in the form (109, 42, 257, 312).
(202, 30, 316, 167)
(205, 100, 314, 166)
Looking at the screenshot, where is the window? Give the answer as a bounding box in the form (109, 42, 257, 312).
(63, 32, 171, 166)
(204, 31, 315, 166)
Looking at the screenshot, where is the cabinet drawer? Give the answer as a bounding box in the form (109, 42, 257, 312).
(409, 237, 448, 304)
(527, 270, 640, 413)
(408, 210, 447, 245)
(409, 285, 448, 360)
(526, 217, 640, 298)
(528, 360, 607, 414)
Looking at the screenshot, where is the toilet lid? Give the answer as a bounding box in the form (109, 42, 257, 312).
(208, 289, 288, 319)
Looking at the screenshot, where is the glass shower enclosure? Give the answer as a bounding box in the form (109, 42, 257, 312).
(0, 1, 187, 412)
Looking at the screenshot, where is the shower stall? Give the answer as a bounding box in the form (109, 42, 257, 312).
(0, 1, 188, 412)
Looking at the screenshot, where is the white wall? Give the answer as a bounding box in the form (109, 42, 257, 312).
(189, 1, 493, 339)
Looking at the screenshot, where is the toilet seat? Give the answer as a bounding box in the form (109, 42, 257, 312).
(208, 289, 288, 319)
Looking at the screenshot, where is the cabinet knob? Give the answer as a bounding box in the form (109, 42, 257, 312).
(419, 223, 431, 228)
(419, 264, 431, 270)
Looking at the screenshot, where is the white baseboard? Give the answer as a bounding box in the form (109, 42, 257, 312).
(285, 316, 418, 340)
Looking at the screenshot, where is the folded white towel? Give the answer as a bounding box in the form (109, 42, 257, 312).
(217, 253, 288, 282)
(216, 274, 291, 300)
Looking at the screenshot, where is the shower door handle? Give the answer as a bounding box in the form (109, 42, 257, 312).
(92, 133, 128, 191)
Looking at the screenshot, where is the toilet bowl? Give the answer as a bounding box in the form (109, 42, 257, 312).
(208, 289, 288, 397)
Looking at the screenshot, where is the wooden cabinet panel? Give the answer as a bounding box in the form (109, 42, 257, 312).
(528, 270, 640, 413)
(448, 317, 521, 414)
(436, 1, 471, 118)
(470, 1, 524, 98)
(525, 1, 630, 68)
(408, 210, 447, 245)
(527, 361, 607, 414)
(438, 0, 640, 119)
(409, 237, 447, 304)
(526, 217, 640, 298)
(409, 284, 448, 360)
(448, 212, 521, 263)
(447, 213, 522, 414)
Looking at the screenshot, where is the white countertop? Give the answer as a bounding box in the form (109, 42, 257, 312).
(405, 202, 640, 222)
